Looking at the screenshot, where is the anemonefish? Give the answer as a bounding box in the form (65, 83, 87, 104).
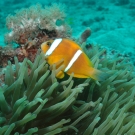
(41, 38, 106, 81)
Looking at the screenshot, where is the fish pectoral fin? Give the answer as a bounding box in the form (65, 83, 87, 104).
(49, 58, 64, 70)
(56, 71, 65, 79)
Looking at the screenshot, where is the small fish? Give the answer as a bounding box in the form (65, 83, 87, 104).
(41, 38, 106, 81)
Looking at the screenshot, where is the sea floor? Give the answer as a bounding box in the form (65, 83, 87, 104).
(0, 0, 135, 56)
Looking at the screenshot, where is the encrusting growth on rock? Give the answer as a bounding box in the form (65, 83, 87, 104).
(78, 27, 91, 44)
(0, 3, 71, 67)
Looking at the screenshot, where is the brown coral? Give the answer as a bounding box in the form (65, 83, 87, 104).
(0, 4, 72, 67)
(0, 46, 15, 67)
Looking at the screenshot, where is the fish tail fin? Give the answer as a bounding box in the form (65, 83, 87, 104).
(89, 68, 108, 81)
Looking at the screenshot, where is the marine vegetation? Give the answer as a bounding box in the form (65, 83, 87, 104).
(0, 43, 135, 134)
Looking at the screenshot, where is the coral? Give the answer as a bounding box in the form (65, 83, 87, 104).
(78, 27, 91, 44)
(0, 46, 15, 67)
(1, 3, 71, 67)
(0, 45, 38, 67)
(0, 43, 135, 134)
(5, 3, 71, 46)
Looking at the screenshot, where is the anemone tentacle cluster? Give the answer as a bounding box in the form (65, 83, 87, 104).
(0, 44, 135, 134)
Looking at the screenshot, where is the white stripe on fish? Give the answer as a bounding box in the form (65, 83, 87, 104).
(45, 38, 62, 56)
(65, 50, 82, 72)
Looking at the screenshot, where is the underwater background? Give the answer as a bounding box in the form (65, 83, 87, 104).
(0, 0, 135, 54)
(1, 0, 135, 135)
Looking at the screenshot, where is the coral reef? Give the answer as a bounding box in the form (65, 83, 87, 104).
(5, 3, 71, 45)
(0, 3, 71, 67)
(0, 43, 135, 134)
(0, 46, 15, 67)
(78, 28, 91, 44)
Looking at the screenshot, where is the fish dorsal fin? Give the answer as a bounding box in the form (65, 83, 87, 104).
(62, 38, 83, 50)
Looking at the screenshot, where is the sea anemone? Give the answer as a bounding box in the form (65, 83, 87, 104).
(0, 51, 90, 134)
(0, 43, 135, 134)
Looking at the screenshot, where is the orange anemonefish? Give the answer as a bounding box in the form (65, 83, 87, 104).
(41, 38, 106, 81)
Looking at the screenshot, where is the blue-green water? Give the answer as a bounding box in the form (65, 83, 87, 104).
(0, 0, 135, 55)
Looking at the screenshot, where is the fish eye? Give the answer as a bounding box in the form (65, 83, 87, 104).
(46, 42, 52, 46)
